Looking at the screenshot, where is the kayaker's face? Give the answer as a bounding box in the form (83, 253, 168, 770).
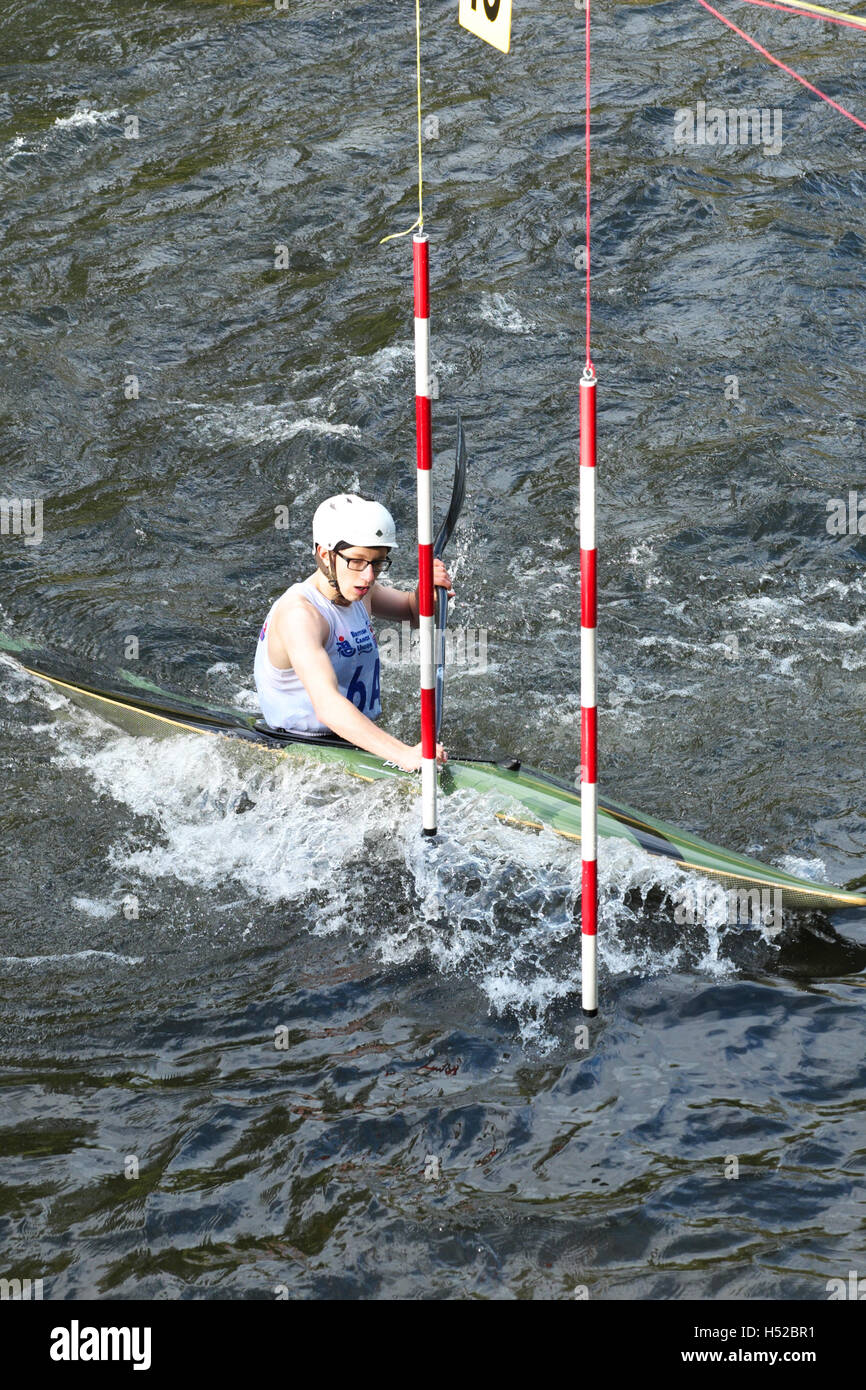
(318, 545, 390, 602)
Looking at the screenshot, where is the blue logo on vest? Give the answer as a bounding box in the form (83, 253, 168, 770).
(336, 635, 355, 657)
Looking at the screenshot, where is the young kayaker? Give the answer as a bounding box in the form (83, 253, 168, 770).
(254, 493, 453, 772)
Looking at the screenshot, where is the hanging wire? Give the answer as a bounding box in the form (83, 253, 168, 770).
(380, 0, 425, 242)
(584, 0, 594, 374)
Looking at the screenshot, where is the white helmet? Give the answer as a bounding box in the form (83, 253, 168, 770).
(312, 494, 398, 551)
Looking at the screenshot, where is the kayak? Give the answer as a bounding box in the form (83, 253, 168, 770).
(2, 628, 863, 914)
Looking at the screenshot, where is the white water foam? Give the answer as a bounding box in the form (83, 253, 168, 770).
(5, 105, 121, 157)
(71, 896, 117, 920)
(182, 401, 361, 446)
(779, 853, 830, 884)
(349, 343, 414, 383)
(231, 686, 261, 712)
(53, 105, 120, 130)
(478, 292, 536, 335)
(41, 702, 749, 1046)
(0, 950, 143, 968)
(0, 653, 67, 710)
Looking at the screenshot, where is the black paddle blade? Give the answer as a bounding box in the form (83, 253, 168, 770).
(434, 411, 467, 559)
(434, 412, 469, 741)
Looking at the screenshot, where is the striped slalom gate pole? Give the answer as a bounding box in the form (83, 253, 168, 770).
(580, 0, 598, 1015)
(413, 231, 437, 835)
(580, 366, 598, 1015)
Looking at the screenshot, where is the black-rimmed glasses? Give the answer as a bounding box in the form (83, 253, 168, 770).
(335, 552, 392, 575)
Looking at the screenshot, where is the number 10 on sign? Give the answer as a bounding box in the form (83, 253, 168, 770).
(459, 0, 512, 53)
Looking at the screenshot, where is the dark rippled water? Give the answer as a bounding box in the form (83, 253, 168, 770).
(2, 0, 866, 1300)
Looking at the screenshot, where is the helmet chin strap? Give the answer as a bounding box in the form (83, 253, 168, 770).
(316, 549, 351, 607)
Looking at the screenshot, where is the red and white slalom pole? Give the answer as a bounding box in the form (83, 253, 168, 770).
(413, 231, 437, 834)
(579, 366, 598, 1015)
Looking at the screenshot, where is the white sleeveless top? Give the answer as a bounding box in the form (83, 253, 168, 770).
(254, 579, 381, 733)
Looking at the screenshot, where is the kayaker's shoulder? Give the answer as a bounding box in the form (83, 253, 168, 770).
(274, 576, 313, 610)
(274, 581, 329, 632)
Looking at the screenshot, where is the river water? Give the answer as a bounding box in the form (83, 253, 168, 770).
(1, 0, 865, 1300)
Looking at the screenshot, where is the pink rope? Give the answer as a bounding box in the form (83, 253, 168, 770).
(585, 0, 593, 374)
(695, 0, 866, 131)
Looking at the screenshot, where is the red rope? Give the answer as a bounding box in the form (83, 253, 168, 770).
(695, 0, 866, 131)
(584, 0, 593, 374)
(736, 0, 866, 31)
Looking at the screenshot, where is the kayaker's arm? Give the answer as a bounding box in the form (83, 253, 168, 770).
(370, 584, 414, 623)
(280, 602, 446, 771)
(371, 559, 455, 628)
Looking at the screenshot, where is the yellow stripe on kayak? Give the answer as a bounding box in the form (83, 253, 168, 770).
(22, 667, 222, 736)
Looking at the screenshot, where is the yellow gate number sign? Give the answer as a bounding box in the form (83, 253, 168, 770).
(459, 0, 512, 54)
